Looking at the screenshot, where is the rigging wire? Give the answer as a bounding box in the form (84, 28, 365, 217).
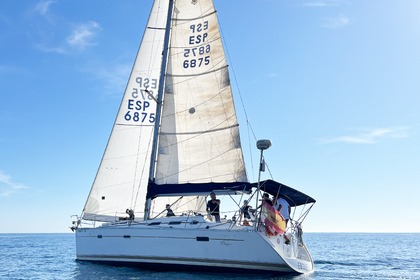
(218, 20, 275, 182)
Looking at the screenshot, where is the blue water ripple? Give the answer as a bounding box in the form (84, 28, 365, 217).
(0, 233, 419, 280)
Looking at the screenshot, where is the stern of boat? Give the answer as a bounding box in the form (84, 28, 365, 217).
(258, 220, 314, 274)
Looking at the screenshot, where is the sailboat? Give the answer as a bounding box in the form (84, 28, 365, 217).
(73, 0, 316, 274)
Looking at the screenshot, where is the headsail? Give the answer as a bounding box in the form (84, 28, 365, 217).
(82, 0, 170, 222)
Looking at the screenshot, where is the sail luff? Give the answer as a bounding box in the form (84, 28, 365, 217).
(145, 0, 175, 220)
(148, 0, 174, 183)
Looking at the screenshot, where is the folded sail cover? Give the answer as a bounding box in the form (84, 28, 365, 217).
(147, 181, 250, 199)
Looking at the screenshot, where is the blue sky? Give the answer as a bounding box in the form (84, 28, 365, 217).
(1, 0, 419, 233)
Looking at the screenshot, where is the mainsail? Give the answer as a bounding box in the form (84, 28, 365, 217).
(154, 0, 247, 186)
(148, 0, 248, 216)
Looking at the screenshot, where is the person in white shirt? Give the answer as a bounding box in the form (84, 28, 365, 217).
(275, 197, 291, 225)
(275, 197, 291, 244)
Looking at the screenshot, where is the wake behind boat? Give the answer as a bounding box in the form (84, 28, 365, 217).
(73, 0, 316, 274)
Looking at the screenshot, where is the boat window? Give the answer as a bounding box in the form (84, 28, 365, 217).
(196, 236, 209, 242)
(168, 221, 182, 225)
(148, 222, 161, 226)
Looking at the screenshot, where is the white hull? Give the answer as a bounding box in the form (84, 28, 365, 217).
(76, 216, 314, 274)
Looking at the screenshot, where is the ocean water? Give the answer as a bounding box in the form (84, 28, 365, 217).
(0, 233, 418, 279)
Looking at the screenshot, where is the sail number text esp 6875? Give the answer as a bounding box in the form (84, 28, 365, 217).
(124, 77, 157, 124)
(123, 20, 212, 124)
(183, 21, 211, 68)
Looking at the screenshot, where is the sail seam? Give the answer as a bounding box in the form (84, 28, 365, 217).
(160, 123, 238, 136)
(172, 11, 216, 22)
(147, 27, 166, 30)
(167, 65, 228, 78)
(115, 123, 155, 127)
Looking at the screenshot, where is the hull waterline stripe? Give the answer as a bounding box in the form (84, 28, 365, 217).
(76, 254, 294, 272)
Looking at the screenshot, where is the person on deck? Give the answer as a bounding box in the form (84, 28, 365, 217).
(126, 209, 135, 220)
(165, 204, 175, 217)
(240, 200, 252, 220)
(275, 197, 291, 245)
(240, 200, 253, 226)
(258, 193, 273, 209)
(275, 197, 291, 225)
(206, 192, 221, 222)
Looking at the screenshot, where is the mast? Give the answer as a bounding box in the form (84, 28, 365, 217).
(254, 139, 272, 230)
(144, 0, 174, 220)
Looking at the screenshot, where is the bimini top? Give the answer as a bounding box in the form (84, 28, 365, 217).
(147, 179, 315, 207)
(251, 179, 316, 206)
